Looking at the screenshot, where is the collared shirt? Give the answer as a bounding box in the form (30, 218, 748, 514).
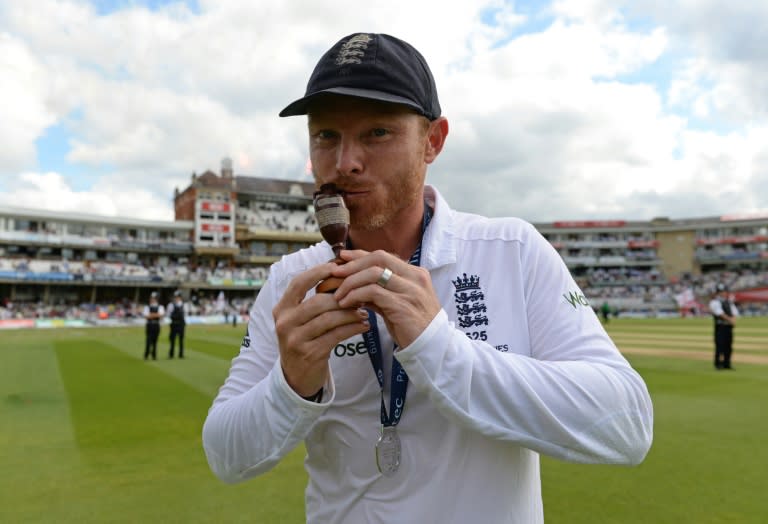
(167, 301, 186, 325)
(203, 185, 654, 524)
(709, 297, 739, 325)
(143, 303, 165, 325)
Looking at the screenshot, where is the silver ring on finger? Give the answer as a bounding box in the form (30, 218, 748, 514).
(377, 267, 394, 288)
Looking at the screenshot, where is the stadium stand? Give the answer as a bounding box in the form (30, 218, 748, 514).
(4, 159, 768, 325)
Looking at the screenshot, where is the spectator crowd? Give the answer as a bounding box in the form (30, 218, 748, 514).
(5, 256, 768, 321)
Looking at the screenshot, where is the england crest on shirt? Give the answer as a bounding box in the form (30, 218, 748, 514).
(451, 273, 490, 342)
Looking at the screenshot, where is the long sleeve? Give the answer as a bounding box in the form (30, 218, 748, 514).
(396, 222, 653, 465)
(396, 310, 652, 464)
(201, 270, 335, 483)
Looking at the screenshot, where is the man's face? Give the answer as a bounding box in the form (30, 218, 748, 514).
(307, 96, 433, 231)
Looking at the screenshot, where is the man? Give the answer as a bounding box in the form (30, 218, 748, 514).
(203, 33, 653, 523)
(143, 292, 164, 360)
(167, 290, 186, 359)
(709, 283, 738, 370)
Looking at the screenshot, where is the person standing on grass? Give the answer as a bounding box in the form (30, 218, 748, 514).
(167, 290, 186, 359)
(710, 283, 738, 370)
(143, 292, 164, 360)
(600, 301, 611, 323)
(202, 32, 653, 523)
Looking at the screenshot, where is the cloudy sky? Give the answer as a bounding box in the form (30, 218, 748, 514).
(1, 0, 767, 223)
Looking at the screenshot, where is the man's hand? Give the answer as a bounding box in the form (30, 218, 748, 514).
(331, 249, 441, 349)
(272, 261, 370, 397)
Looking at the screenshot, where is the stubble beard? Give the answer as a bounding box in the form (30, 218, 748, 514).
(347, 174, 423, 232)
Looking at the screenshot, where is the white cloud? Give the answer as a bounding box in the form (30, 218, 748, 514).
(0, 33, 58, 171)
(624, 0, 768, 124)
(0, 0, 767, 222)
(0, 171, 172, 220)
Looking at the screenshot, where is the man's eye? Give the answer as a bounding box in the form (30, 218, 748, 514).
(314, 130, 335, 140)
(371, 128, 388, 137)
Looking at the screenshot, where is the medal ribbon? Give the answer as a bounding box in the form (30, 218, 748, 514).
(361, 203, 432, 428)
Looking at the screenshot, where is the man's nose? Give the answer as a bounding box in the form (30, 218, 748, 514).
(335, 136, 364, 176)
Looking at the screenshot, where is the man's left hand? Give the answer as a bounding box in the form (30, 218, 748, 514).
(330, 249, 441, 349)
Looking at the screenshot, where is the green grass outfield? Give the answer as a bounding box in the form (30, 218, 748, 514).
(1, 318, 767, 523)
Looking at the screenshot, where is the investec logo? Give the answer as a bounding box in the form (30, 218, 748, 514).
(563, 290, 590, 309)
(333, 340, 367, 358)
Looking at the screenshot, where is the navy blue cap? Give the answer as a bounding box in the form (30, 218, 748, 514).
(279, 33, 441, 120)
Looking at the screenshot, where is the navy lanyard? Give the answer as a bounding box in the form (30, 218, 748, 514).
(360, 204, 432, 428)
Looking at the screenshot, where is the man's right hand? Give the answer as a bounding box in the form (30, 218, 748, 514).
(272, 261, 370, 398)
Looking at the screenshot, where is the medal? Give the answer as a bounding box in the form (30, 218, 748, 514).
(375, 426, 401, 476)
(362, 202, 432, 478)
(363, 315, 407, 478)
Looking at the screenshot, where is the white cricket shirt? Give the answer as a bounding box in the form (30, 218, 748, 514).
(203, 186, 654, 524)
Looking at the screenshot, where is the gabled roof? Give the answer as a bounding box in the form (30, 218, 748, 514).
(195, 170, 234, 189)
(234, 176, 315, 197)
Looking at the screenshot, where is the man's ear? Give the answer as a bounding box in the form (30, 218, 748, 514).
(424, 117, 449, 164)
